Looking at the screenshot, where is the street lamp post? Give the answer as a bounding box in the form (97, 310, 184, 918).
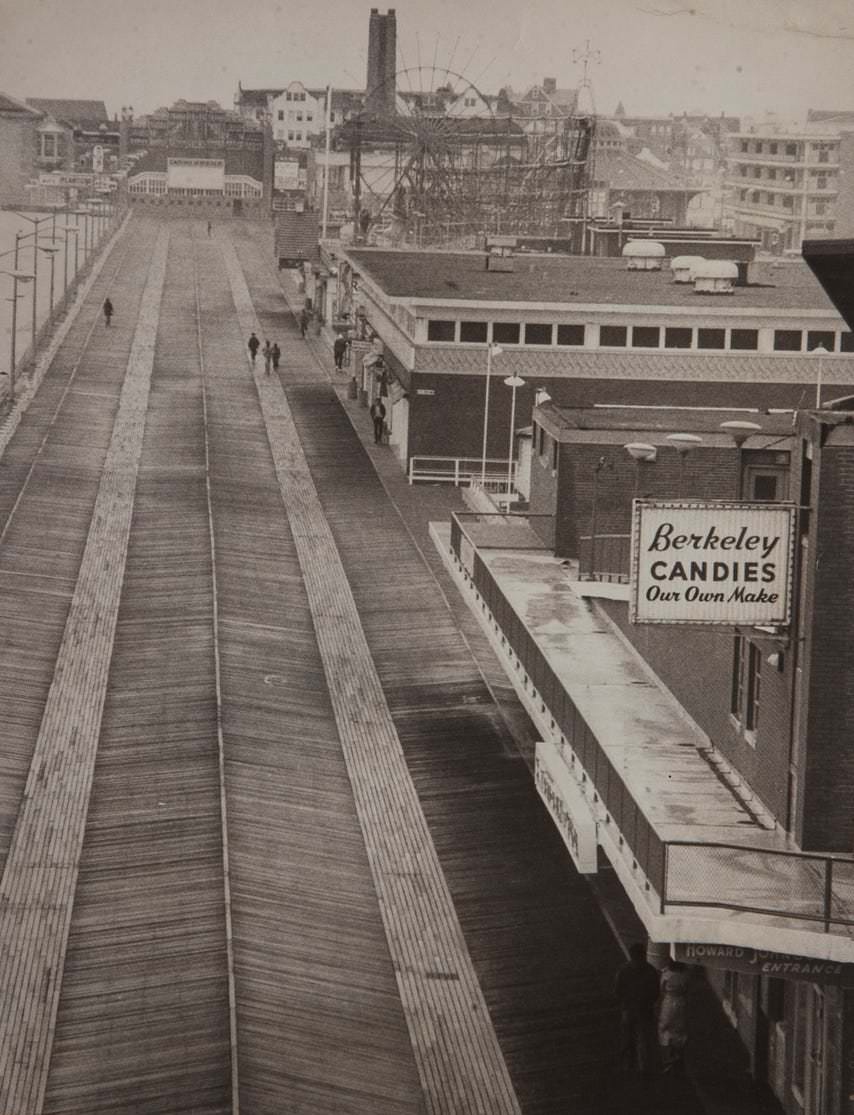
(480, 342, 503, 485)
(666, 432, 703, 496)
(812, 344, 829, 409)
(503, 373, 525, 508)
(1, 268, 36, 403)
(624, 442, 658, 500)
(588, 455, 613, 579)
(720, 420, 762, 499)
(40, 243, 60, 313)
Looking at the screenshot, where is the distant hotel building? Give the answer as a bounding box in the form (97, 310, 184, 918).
(724, 123, 854, 251)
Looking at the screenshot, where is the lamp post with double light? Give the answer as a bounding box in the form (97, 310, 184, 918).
(13, 212, 54, 353)
(812, 344, 829, 409)
(480, 342, 503, 485)
(1, 267, 36, 403)
(503, 373, 525, 508)
(39, 242, 60, 314)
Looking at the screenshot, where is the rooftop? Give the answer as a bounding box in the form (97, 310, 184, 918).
(345, 248, 840, 311)
(26, 98, 109, 125)
(538, 404, 796, 445)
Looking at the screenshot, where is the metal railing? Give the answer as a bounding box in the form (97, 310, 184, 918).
(408, 455, 515, 487)
(451, 516, 854, 936)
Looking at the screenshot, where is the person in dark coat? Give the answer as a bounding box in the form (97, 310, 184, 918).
(103, 297, 113, 327)
(247, 332, 260, 365)
(263, 340, 272, 375)
(369, 397, 386, 444)
(333, 334, 347, 370)
(614, 942, 660, 1075)
(299, 307, 310, 338)
(271, 343, 281, 372)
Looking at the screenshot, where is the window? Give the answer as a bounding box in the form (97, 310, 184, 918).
(755, 142, 763, 154)
(460, 321, 488, 343)
(740, 140, 749, 153)
(740, 166, 747, 177)
(39, 133, 58, 158)
(818, 149, 830, 164)
(739, 189, 747, 201)
(427, 319, 455, 341)
(774, 330, 802, 352)
(600, 325, 627, 347)
(525, 322, 553, 345)
(492, 322, 521, 344)
(782, 195, 794, 209)
(750, 190, 760, 204)
(815, 201, 827, 216)
(731, 635, 761, 735)
(556, 324, 585, 346)
(697, 328, 725, 349)
(816, 175, 827, 190)
(286, 92, 292, 101)
(277, 110, 284, 121)
(307, 113, 313, 122)
(765, 193, 775, 206)
(769, 142, 778, 155)
(730, 329, 758, 350)
(785, 143, 797, 157)
(664, 327, 692, 349)
(288, 131, 294, 141)
(807, 330, 835, 352)
(753, 167, 761, 178)
(767, 168, 776, 180)
(296, 113, 303, 122)
(632, 326, 660, 348)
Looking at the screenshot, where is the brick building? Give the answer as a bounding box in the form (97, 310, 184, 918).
(431, 238, 854, 1115)
(335, 243, 854, 475)
(0, 92, 45, 206)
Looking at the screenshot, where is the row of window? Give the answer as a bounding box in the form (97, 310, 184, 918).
(737, 190, 830, 216)
(426, 319, 854, 353)
(276, 110, 314, 123)
(736, 139, 833, 161)
(285, 91, 308, 102)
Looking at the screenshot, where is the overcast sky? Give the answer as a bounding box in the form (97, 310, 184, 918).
(1, 0, 852, 122)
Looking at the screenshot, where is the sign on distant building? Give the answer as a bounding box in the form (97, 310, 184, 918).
(534, 742, 598, 873)
(166, 157, 225, 193)
(274, 159, 300, 191)
(674, 943, 854, 987)
(629, 501, 796, 626)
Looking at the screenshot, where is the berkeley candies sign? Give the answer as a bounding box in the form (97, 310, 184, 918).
(629, 501, 796, 626)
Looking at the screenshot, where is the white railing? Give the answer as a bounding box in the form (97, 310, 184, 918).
(408, 455, 517, 487)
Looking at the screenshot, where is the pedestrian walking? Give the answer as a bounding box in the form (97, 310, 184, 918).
(658, 958, 692, 1074)
(614, 942, 660, 1076)
(103, 297, 113, 327)
(248, 332, 260, 365)
(263, 340, 272, 375)
(207, 220, 212, 237)
(299, 307, 309, 338)
(369, 397, 386, 445)
(271, 342, 281, 372)
(333, 334, 348, 371)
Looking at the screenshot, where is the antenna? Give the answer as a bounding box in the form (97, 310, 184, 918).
(572, 39, 601, 114)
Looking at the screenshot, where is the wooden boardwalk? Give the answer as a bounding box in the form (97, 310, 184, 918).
(0, 213, 640, 1115)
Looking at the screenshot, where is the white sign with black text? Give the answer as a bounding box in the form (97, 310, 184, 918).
(630, 501, 796, 626)
(534, 742, 598, 874)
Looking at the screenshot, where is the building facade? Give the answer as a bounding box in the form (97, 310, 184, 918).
(335, 244, 854, 475)
(438, 394, 854, 1115)
(724, 128, 849, 251)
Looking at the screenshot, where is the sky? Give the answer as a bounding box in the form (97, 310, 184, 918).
(1, 0, 852, 122)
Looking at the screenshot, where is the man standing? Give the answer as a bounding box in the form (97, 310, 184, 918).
(271, 342, 281, 373)
(614, 942, 660, 1075)
(299, 307, 310, 338)
(263, 340, 272, 375)
(103, 297, 113, 327)
(247, 332, 260, 365)
(333, 334, 347, 371)
(369, 397, 386, 445)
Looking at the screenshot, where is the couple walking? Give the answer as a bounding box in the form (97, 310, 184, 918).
(247, 333, 280, 375)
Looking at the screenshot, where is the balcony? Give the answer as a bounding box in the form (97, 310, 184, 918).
(437, 510, 854, 960)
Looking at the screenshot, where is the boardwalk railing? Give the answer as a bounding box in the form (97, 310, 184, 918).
(451, 513, 854, 937)
(408, 455, 515, 487)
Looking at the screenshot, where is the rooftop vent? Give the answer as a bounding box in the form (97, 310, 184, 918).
(622, 239, 665, 271)
(693, 259, 738, 295)
(670, 255, 706, 283)
(485, 235, 517, 273)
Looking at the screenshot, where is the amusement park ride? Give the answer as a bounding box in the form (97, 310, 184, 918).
(337, 62, 596, 250)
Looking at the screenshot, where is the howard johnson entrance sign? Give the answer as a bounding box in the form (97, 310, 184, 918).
(674, 943, 854, 988)
(629, 501, 796, 626)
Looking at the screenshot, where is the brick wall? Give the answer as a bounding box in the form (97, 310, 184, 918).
(802, 441, 854, 849)
(406, 371, 841, 461)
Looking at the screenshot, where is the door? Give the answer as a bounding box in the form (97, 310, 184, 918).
(792, 984, 826, 1114)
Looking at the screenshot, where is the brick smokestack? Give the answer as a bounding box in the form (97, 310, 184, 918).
(366, 8, 397, 115)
